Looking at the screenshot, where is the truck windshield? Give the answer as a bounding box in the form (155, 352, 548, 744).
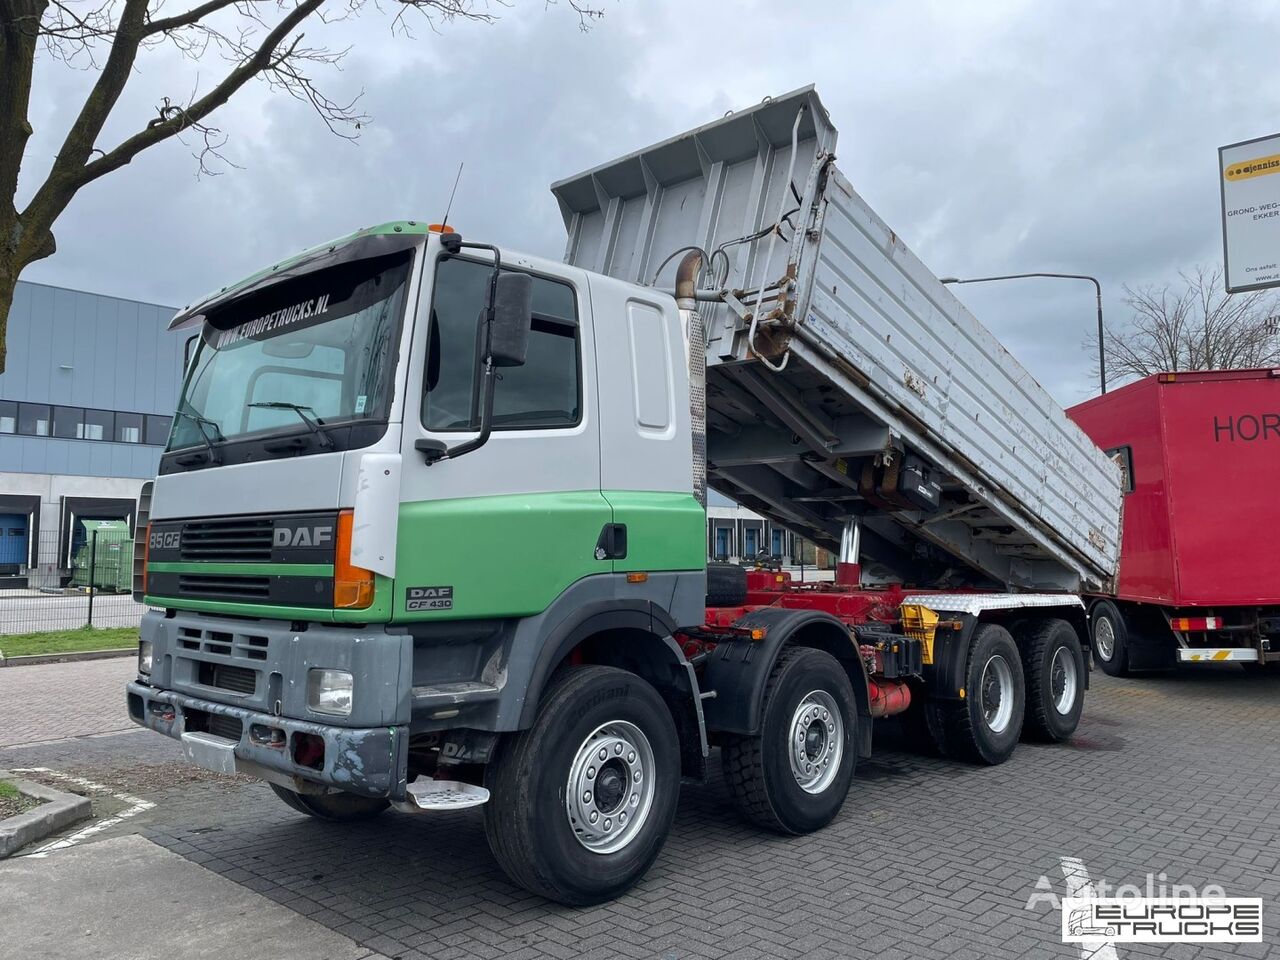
(168, 252, 411, 453)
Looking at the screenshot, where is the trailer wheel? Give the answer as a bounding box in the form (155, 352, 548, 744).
(721, 647, 858, 834)
(1091, 600, 1130, 677)
(706, 562, 748, 606)
(1020, 618, 1086, 742)
(927, 624, 1025, 765)
(482, 665, 680, 906)
(268, 784, 389, 821)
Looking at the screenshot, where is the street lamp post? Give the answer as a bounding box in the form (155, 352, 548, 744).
(938, 272, 1107, 394)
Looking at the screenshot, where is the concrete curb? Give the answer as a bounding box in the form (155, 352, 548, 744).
(0, 648, 135, 668)
(0, 775, 93, 858)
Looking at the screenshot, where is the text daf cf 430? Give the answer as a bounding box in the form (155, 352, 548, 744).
(128, 88, 1122, 904)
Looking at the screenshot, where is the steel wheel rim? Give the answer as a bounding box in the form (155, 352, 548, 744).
(788, 690, 843, 794)
(1051, 645, 1079, 715)
(980, 655, 1015, 733)
(1094, 617, 1115, 661)
(565, 720, 656, 855)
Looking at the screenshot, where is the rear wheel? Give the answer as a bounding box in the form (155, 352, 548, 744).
(1020, 618, 1086, 742)
(269, 784, 389, 821)
(722, 647, 858, 834)
(1091, 600, 1130, 677)
(927, 624, 1025, 765)
(483, 666, 680, 906)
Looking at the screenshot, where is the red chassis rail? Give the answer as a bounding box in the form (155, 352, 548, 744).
(684, 566, 935, 720)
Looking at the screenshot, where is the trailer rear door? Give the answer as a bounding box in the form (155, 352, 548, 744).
(1160, 370, 1280, 606)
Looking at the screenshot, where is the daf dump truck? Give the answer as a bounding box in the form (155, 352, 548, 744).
(127, 86, 1122, 905)
(1068, 369, 1280, 673)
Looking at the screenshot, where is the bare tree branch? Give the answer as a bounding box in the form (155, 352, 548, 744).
(1085, 264, 1280, 387)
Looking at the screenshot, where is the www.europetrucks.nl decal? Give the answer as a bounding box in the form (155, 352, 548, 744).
(213, 294, 331, 348)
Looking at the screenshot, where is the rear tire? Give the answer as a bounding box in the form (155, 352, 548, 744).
(722, 647, 858, 834)
(706, 562, 748, 606)
(1020, 618, 1086, 742)
(269, 784, 389, 821)
(483, 666, 680, 906)
(1091, 600, 1130, 677)
(926, 624, 1025, 765)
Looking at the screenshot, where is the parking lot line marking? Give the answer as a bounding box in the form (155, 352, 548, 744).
(1060, 857, 1120, 960)
(10, 766, 154, 859)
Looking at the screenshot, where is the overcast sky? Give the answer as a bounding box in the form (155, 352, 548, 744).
(18, 0, 1280, 405)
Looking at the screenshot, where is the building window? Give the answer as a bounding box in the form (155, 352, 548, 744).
(771, 528, 784, 557)
(52, 405, 85, 439)
(17, 403, 50, 437)
(145, 415, 173, 446)
(82, 408, 114, 441)
(743, 526, 759, 559)
(0, 400, 168, 445)
(115, 412, 143, 443)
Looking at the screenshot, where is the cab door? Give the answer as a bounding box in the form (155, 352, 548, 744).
(395, 252, 608, 621)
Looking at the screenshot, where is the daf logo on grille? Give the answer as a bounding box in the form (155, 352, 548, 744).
(274, 525, 333, 548)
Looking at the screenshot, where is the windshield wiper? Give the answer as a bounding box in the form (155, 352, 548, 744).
(175, 407, 226, 464)
(247, 401, 335, 450)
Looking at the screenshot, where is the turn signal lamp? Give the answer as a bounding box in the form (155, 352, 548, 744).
(334, 509, 375, 609)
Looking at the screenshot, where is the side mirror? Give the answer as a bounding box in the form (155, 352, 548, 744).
(489, 273, 532, 367)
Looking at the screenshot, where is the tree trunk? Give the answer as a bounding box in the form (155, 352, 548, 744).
(0, 263, 13, 376)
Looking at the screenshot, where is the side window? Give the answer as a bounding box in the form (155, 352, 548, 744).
(423, 257, 580, 432)
(1105, 446, 1134, 493)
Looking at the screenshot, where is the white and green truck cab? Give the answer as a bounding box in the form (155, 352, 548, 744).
(128, 88, 1122, 904)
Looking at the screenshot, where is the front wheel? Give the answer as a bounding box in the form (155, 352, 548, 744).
(269, 784, 389, 821)
(722, 647, 858, 835)
(927, 623, 1025, 765)
(483, 666, 680, 906)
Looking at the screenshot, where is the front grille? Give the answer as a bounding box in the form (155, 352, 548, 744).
(197, 662, 257, 695)
(186, 708, 243, 742)
(179, 517, 274, 562)
(178, 574, 271, 601)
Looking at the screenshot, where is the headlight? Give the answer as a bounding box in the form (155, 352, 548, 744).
(138, 640, 153, 675)
(307, 668, 353, 716)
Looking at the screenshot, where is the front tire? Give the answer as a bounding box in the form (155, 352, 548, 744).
(483, 666, 680, 906)
(1091, 600, 1130, 677)
(927, 623, 1025, 765)
(722, 647, 858, 835)
(269, 784, 389, 821)
(1020, 618, 1086, 742)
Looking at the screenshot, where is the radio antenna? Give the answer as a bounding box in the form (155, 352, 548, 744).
(441, 162, 464, 229)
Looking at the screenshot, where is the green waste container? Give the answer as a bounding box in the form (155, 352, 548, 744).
(70, 519, 134, 592)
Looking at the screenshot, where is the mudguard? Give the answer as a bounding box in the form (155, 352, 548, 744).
(700, 608, 872, 756)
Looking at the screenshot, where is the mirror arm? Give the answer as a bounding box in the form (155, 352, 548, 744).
(418, 358, 496, 465)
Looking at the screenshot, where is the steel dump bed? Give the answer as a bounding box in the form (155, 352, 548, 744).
(552, 86, 1121, 592)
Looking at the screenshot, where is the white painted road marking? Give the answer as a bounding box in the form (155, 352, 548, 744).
(10, 766, 154, 858)
(1061, 857, 1120, 960)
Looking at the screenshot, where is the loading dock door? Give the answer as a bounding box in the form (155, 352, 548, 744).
(0, 514, 28, 570)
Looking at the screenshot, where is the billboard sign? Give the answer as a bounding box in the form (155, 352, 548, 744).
(1220, 133, 1280, 293)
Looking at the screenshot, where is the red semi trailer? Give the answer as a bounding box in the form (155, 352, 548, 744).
(1068, 369, 1280, 674)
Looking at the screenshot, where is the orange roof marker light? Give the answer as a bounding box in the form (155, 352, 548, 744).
(427, 223, 457, 234)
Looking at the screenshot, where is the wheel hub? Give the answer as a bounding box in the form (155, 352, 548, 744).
(980, 655, 1015, 733)
(565, 721, 656, 855)
(788, 690, 844, 794)
(1050, 645, 1079, 715)
(1095, 618, 1115, 660)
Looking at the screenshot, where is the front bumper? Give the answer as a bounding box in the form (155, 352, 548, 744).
(127, 681, 408, 800)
